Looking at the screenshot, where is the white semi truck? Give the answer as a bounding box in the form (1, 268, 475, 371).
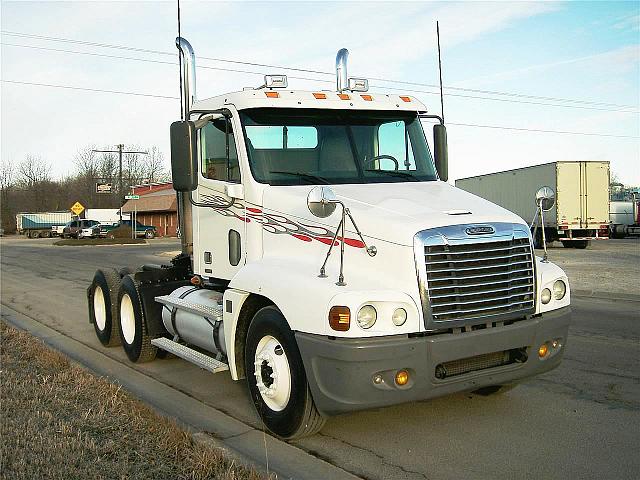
(87, 38, 571, 439)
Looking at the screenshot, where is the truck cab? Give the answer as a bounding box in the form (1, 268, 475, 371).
(88, 38, 571, 440)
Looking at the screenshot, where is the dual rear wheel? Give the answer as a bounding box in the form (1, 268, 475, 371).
(88, 268, 156, 362)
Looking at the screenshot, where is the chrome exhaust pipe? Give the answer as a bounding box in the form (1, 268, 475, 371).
(175, 37, 196, 257)
(336, 48, 349, 93)
(176, 37, 197, 113)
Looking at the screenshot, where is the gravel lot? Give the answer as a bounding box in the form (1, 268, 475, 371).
(535, 238, 640, 297)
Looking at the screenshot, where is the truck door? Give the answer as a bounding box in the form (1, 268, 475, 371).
(583, 161, 609, 230)
(556, 162, 582, 229)
(194, 114, 245, 280)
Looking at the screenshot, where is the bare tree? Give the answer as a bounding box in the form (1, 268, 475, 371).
(18, 155, 51, 188)
(143, 146, 167, 184)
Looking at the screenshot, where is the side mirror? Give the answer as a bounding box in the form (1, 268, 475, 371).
(307, 186, 339, 218)
(433, 124, 448, 182)
(535, 186, 555, 211)
(170, 120, 197, 192)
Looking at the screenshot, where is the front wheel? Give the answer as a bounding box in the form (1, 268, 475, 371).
(245, 306, 325, 439)
(144, 229, 155, 239)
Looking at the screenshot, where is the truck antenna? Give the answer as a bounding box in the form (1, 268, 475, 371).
(177, 0, 184, 120)
(437, 21, 445, 124)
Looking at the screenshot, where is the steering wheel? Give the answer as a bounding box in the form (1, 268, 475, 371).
(364, 155, 399, 171)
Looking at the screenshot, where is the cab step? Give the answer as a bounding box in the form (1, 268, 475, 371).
(151, 337, 229, 373)
(155, 294, 223, 321)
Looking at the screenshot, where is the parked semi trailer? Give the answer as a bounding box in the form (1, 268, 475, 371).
(456, 161, 610, 249)
(610, 197, 640, 238)
(87, 38, 571, 439)
(16, 211, 72, 238)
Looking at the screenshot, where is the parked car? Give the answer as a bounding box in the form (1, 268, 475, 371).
(99, 220, 156, 239)
(62, 219, 101, 239)
(79, 223, 103, 239)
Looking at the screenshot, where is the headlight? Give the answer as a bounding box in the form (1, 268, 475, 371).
(553, 280, 566, 300)
(541, 288, 551, 304)
(357, 305, 377, 329)
(392, 308, 407, 326)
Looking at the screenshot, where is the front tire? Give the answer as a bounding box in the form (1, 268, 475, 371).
(88, 269, 122, 347)
(118, 275, 157, 363)
(145, 229, 155, 239)
(245, 306, 325, 439)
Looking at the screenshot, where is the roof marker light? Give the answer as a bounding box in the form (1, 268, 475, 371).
(265, 91, 280, 98)
(361, 94, 373, 101)
(313, 92, 327, 99)
(399, 96, 411, 102)
(338, 93, 350, 100)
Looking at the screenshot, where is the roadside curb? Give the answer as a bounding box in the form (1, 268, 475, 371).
(1, 304, 361, 480)
(572, 289, 640, 302)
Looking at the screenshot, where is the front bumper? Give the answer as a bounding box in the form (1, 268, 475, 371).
(296, 307, 570, 416)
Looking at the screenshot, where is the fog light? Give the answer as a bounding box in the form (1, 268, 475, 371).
(538, 343, 549, 358)
(357, 305, 377, 329)
(395, 369, 409, 386)
(541, 288, 551, 304)
(553, 280, 566, 300)
(392, 308, 407, 326)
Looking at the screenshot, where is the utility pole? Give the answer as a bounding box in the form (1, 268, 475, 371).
(93, 145, 148, 222)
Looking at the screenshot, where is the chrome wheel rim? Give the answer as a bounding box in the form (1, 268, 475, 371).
(254, 335, 291, 412)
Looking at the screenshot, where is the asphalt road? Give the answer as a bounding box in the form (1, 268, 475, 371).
(1, 236, 639, 480)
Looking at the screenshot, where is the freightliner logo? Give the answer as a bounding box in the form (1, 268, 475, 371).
(465, 225, 495, 235)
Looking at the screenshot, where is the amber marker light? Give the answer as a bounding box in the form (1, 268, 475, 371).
(360, 94, 373, 101)
(538, 343, 549, 358)
(395, 370, 409, 386)
(265, 91, 279, 98)
(338, 93, 350, 100)
(313, 92, 327, 99)
(329, 306, 350, 331)
(399, 96, 412, 102)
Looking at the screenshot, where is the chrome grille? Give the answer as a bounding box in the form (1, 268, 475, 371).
(425, 237, 534, 321)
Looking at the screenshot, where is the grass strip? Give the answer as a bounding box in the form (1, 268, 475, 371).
(0, 321, 267, 480)
(54, 238, 146, 246)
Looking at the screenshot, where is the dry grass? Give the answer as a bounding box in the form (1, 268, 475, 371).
(53, 238, 146, 246)
(0, 322, 267, 480)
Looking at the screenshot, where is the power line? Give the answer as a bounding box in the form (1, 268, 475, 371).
(1, 79, 178, 99)
(2, 29, 637, 110)
(447, 122, 639, 139)
(3, 78, 637, 139)
(3, 41, 638, 114)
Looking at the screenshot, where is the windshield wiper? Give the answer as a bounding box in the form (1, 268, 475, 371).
(269, 171, 331, 184)
(364, 169, 420, 181)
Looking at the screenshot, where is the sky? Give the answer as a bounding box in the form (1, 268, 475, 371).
(1, 1, 639, 185)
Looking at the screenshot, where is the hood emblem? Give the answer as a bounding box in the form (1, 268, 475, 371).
(465, 225, 495, 235)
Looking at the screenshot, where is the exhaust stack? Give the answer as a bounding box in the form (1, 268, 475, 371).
(176, 37, 197, 113)
(175, 36, 196, 257)
(336, 48, 349, 93)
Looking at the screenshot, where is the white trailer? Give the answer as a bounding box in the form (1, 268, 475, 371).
(456, 161, 610, 248)
(86, 38, 571, 439)
(84, 208, 127, 224)
(610, 198, 640, 238)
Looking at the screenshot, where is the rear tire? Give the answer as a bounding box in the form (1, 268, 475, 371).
(245, 306, 325, 439)
(145, 230, 155, 239)
(118, 275, 157, 363)
(88, 269, 122, 347)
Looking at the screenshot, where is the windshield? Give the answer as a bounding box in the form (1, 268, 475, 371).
(240, 108, 437, 185)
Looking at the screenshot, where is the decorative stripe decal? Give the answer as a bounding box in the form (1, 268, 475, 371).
(199, 193, 364, 248)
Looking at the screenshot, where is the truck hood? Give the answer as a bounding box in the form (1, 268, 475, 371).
(262, 181, 528, 246)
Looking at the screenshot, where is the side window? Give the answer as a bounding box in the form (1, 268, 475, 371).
(378, 121, 415, 171)
(200, 117, 240, 183)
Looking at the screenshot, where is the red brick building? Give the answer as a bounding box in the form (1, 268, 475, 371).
(122, 182, 178, 237)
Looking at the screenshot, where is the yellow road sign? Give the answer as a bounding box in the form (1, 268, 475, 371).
(70, 201, 85, 216)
